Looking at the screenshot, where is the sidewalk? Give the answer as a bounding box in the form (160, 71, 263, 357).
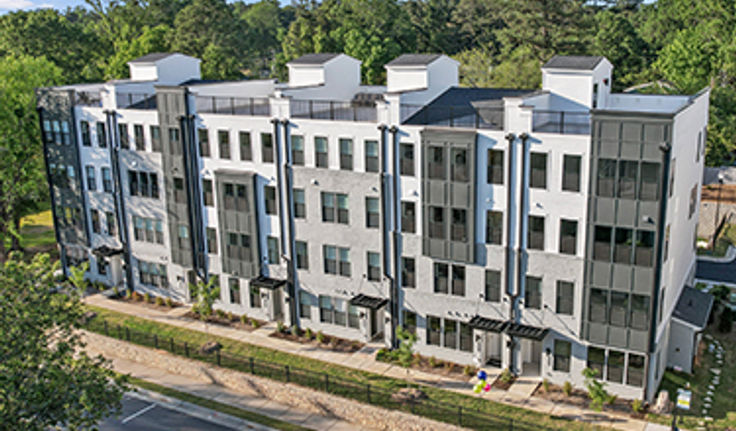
(85, 294, 669, 431)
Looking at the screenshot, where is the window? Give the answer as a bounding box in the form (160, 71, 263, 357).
(229, 278, 241, 304)
(80, 121, 91, 146)
(315, 136, 328, 168)
(42, 120, 52, 143)
(218, 130, 230, 159)
(105, 211, 116, 236)
(365, 197, 379, 228)
(337, 194, 349, 224)
(177, 224, 189, 249)
(669, 160, 676, 198)
(365, 140, 379, 173)
(487, 149, 504, 184)
(640, 162, 660, 201)
(428, 206, 445, 239)
(559, 219, 577, 255)
(450, 148, 468, 182)
(486, 210, 503, 245)
(168, 128, 181, 154)
(348, 304, 360, 329)
(235, 184, 247, 211)
(530, 152, 547, 189)
(101, 168, 112, 192)
(150, 126, 161, 152)
(618, 160, 637, 199)
(202, 179, 214, 206)
(525, 276, 542, 309)
(86, 166, 96, 191)
(460, 322, 472, 352)
(428, 146, 445, 179)
(593, 226, 612, 261)
(689, 185, 697, 219)
(321, 192, 348, 224)
(614, 228, 633, 264)
(206, 227, 217, 254)
(134, 124, 145, 151)
(97, 122, 107, 147)
(264, 186, 277, 215)
(556, 281, 574, 315)
(562, 155, 581, 192)
(338, 247, 350, 277)
(295, 241, 309, 269)
(587, 347, 606, 378)
(528, 215, 545, 250)
(224, 183, 235, 210)
(118, 123, 128, 149)
(451, 265, 465, 296)
(401, 201, 415, 233)
(267, 236, 279, 264)
(635, 231, 654, 266)
(198, 129, 210, 157)
(427, 316, 441, 345)
(299, 291, 312, 319)
(589, 288, 608, 323)
(401, 257, 415, 288)
(485, 270, 501, 302)
(400, 143, 414, 176)
(553, 340, 572, 372)
(339, 138, 353, 170)
(627, 354, 645, 387)
(434, 263, 448, 294)
(91, 209, 100, 234)
(261, 133, 274, 163)
(630, 295, 650, 330)
(597, 158, 616, 197)
(610, 292, 628, 327)
(451, 209, 467, 241)
(239, 131, 252, 161)
(319, 295, 333, 323)
(291, 135, 304, 165)
(367, 251, 381, 281)
(607, 350, 625, 383)
(323, 245, 349, 277)
(293, 188, 306, 218)
(403, 310, 417, 334)
(174, 177, 186, 203)
(250, 285, 261, 308)
(444, 319, 457, 349)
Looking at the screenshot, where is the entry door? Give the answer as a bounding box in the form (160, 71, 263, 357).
(273, 289, 284, 321)
(370, 309, 378, 338)
(485, 332, 502, 367)
(522, 339, 542, 376)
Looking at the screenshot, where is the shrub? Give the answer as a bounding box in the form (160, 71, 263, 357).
(154, 296, 164, 306)
(316, 331, 325, 343)
(428, 356, 438, 368)
(582, 367, 610, 411)
(290, 325, 299, 336)
(216, 309, 226, 319)
(444, 361, 454, 372)
(124, 289, 131, 299)
(631, 399, 643, 414)
(250, 318, 260, 328)
(329, 337, 339, 347)
(304, 328, 313, 339)
(376, 348, 389, 362)
(463, 365, 475, 377)
(276, 321, 285, 332)
(542, 378, 550, 393)
(131, 291, 141, 301)
(563, 381, 573, 397)
(112, 287, 119, 297)
(606, 394, 618, 406)
(719, 307, 733, 333)
(499, 368, 514, 385)
(226, 312, 234, 321)
(143, 293, 150, 303)
(240, 314, 249, 325)
(165, 297, 173, 307)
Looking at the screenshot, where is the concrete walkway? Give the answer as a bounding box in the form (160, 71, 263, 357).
(85, 294, 670, 431)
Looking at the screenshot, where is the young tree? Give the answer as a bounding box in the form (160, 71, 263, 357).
(67, 261, 90, 293)
(395, 326, 417, 386)
(582, 367, 612, 411)
(0, 252, 127, 429)
(189, 275, 220, 321)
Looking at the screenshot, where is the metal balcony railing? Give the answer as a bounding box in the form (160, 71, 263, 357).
(532, 110, 591, 135)
(75, 91, 102, 107)
(195, 96, 271, 116)
(290, 99, 377, 122)
(400, 105, 504, 130)
(116, 92, 157, 110)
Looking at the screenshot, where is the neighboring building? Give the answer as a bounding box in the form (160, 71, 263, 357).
(36, 52, 710, 401)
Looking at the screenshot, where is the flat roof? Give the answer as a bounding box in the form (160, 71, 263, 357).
(673, 286, 714, 329)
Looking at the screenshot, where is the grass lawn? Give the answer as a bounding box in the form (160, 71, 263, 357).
(86, 305, 601, 431)
(649, 321, 736, 430)
(3, 209, 57, 259)
(128, 376, 311, 431)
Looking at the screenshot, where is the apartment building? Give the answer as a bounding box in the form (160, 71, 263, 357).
(37, 51, 710, 400)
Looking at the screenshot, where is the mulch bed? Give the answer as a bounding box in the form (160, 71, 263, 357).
(184, 311, 265, 332)
(490, 375, 515, 391)
(109, 292, 183, 312)
(376, 351, 476, 380)
(271, 329, 364, 353)
(534, 383, 645, 417)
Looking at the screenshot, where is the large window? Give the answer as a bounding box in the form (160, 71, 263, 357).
(261, 133, 274, 163)
(367, 251, 381, 281)
(556, 281, 574, 315)
(323, 245, 350, 277)
(487, 149, 504, 184)
(129, 170, 159, 199)
(450, 208, 467, 241)
(433, 263, 448, 294)
(401, 201, 415, 233)
(401, 257, 415, 288)
(589, 289, 608, 323)
(553, 340, 572, 372)
(198, 129, 210, 157)
(339, 138, 353, 170)
(429, 206, 445, 239)
(218, 130, 230, 159)
(315, 137, 328, 168)
(525, 276, 542, 309)
(292, 135, 304, 165)
(597, 159, 616, 197)
(428, 146, 444, 180)
(443, 318, 457, 349)
(403, 310, 417, 334)
(562, 155, 581, 192)
(264, 186, 277, 215)
(614, 228, 633, 264)
(451, 265, 465, 296)
(229, 278, 241, 304)
(365, 197, 379, 228)
(610, 292, 628, 327)
(630, 295, 650, 330)
(635, 231, 654, 266)
(239, 131, 252, 161)
(530, 152, 547, 189)
(559, 219, 578, 255)
(293, 188, 306, 218)
(321, 192, 348, 224)
(400, 143, 414, 176)
(250, 285, 262, 308)
(593, 226, 612, 261)
(295, 240, 309, 269)
(618, 160, 637, 199)
(587, 347, 606, 378)
(528, 215, 545, 250)
(365, 140, 378, 172)
(202, 179, 214, 207)
(627, 354, 645, 387)
(485, 270, 501, 302)
(133, 216, 163, 244)
(607, 350, 625, 383)
(486, 210, 503, 245)
(640, 162, 660, 200)
(168, 128, 181, 154)
(450, 148, 468, 182)
(427, 316, 441, 345)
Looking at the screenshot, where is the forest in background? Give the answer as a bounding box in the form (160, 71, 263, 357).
(1, 0, 735, 256)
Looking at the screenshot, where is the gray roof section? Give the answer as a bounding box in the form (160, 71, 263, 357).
(129, 52, 177, 64)
(704, 166, 736, 185)
(673, 286, 714, 329)
(288, 53, 341, 65)
(387, 54, 442, 67)
(543, 55, 605, 70)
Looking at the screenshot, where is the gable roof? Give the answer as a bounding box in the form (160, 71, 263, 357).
(386, 54, 442, 67)
(543, 55, 605, 70)
(288, 53, 341, 66)
(129, 52, 178, 64)
(673, 286, 714, 329)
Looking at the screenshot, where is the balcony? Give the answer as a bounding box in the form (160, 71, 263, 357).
(195, 96, 270, 116)
(75, 91, 102, 107)
(116, 92, 156, 110)
(290, 99, 377, 122)
(401, 104, 503, 130)
(532, 110, 591, 135)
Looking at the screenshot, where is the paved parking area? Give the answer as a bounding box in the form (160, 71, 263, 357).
(99, 394, 235, 431)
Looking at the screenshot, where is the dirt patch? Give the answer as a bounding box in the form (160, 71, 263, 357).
(490, 374, 515, 391)
(271, 328, 364, 353)
(376, 349, 475, 381)
(109, 292, 183, 312)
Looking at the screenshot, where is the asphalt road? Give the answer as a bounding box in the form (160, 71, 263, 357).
(98, 394, 235, 431)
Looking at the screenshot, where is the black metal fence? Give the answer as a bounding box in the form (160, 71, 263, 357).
(85, 317, 563, 431)
(116, 92, 157, 110)
(400, 104, 504, 130)
(195, 96, 271, 116)
(290, 99, 377, 122)
(532, 110, 591, 135)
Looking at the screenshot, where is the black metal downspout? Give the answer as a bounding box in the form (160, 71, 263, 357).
(379, 125, 390, 288)
(281, 119, 299, 328)
(389, 125, 401, 349)
(644, 142, 672, 400)
(106, 109, 134, 293)
(503, 133, 516, 308)
(510, 132, 530, 374)
(36, 106, 67, 273)
(272, 118, 287, 258)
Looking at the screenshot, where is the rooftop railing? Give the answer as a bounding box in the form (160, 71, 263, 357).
(532, 110, 590, 135)
(195, 96, 271, 116)
(75, 91, 102, 107)
(400, 104, 504, 130)
(116, 92, 157, 110)
(290, 99, 377, 122)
